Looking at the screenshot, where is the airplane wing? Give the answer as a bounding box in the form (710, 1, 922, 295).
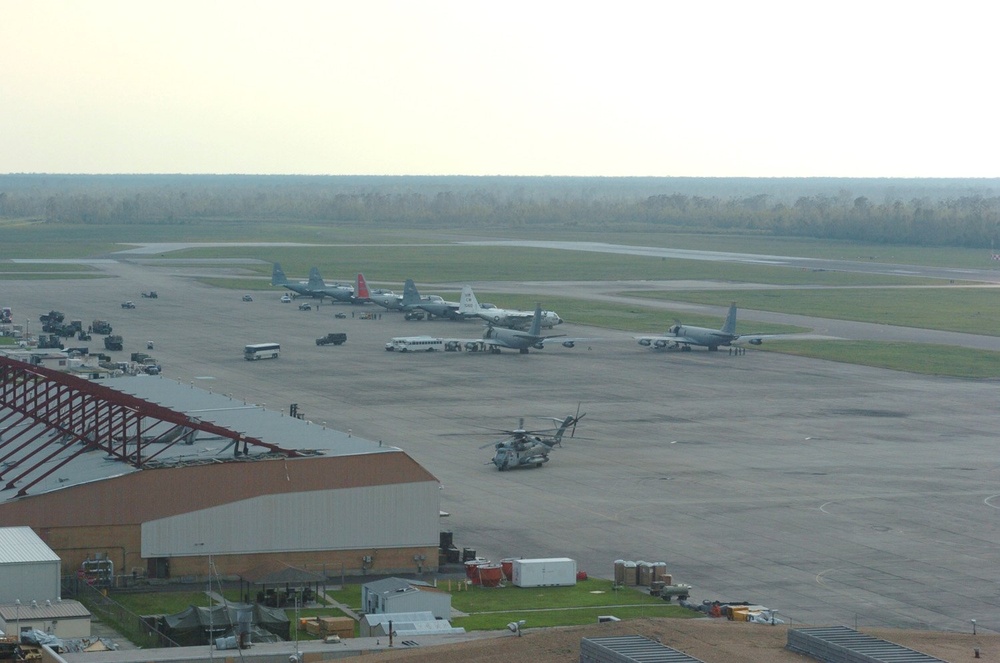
(635, 335, 698, 349)
(733, 333, 842, 346)
(538, 335, 603, 349)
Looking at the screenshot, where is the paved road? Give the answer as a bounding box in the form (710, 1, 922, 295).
(4, 252, 1000, 636)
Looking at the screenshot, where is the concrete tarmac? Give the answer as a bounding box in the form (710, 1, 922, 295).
(4, 257, 999, 635)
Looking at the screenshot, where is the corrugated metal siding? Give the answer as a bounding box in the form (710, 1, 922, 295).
(0, 452, 436, 528)
(140, 481, 439, 557)
(0, 526, 61, 563)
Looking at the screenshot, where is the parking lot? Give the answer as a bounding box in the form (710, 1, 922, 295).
(5, 258, 1000, 633)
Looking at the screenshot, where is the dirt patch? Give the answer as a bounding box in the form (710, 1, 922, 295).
(370, 619, 992, 663)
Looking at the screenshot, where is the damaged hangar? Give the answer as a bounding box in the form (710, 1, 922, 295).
(0, 356, 441, 581)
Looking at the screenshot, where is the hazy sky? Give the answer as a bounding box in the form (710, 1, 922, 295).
(2, 1, 995, 177)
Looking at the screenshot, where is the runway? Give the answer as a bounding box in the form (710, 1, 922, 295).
(4, 255, 1000, 634)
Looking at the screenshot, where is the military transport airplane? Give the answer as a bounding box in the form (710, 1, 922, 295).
(354, 273, 391, 306)
(480, 303, 570, 353)
(359, 274, 414, 310)
(304, 268, 357, 303)
(459, 285, 562, 330)
(402, 279, 476, 320)
(271, 263, 326, 299)
(271, 263, 354, 303)
(635, 302, 771, 351)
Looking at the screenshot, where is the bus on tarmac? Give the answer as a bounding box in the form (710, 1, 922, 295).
(244, 342, 281, 360)
(385, 336, 444, 352)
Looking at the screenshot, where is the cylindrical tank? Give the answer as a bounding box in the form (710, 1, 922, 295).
(501, 558, 517, 581)
(479, 564, 503, 587)
(465, 560, 487, 584)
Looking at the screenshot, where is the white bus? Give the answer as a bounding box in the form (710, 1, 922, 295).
(244, 342, 280, 360)
(385, 336, 444, 352)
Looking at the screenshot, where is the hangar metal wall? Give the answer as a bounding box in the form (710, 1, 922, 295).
(141, 481, 440, 557)
(0, 560, 62, 605)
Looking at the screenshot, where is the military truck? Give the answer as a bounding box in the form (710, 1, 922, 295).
(316, 332, 347, 346)
(92, 320, 113, 335)
(104, 335, 124, 351)
(40, 310, 64, 325)
(37, 334, 64, 350)
(53, 320, 83, 338)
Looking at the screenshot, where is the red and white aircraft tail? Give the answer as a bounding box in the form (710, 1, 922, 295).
(355, 273, 370, 300)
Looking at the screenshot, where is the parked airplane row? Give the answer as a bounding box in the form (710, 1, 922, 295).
(272, 264, 798, 354)
(271, 263, 561, 328)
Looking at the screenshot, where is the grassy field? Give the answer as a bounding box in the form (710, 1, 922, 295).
(628, 287, 1000, 335)
(446, 579, 690, 629)
(172, 243, 941, 286)
(4, 217, 1000, 268)
(757, 341, 1000, 378)
(92, 577, 684, 643)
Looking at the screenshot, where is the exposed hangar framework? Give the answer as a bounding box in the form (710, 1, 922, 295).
(0, 356, 441, 581)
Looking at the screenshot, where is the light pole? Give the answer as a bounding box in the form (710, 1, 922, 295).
(15, 599, 20, 640)
(972, 619, 977, 635)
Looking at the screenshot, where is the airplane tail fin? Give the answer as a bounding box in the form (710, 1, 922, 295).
(308, 267, 325, 289)
(528, 303, 543, 337)
(356, 273, 370, 300)
(402, 279, 421, 306)
(721, 302, 738, 335)
(271, 263, 287, 286)
(459, 285, 481, 314)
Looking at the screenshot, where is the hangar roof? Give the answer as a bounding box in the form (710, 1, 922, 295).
(108, 375, 386, 458)
(0, 373, 397, 504)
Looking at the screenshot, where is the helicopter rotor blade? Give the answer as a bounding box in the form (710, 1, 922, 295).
(571, 402, 582, 438)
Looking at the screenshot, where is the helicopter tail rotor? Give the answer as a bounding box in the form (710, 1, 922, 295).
(570, 402, 586, 438)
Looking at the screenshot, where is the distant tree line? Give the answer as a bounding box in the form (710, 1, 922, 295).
(2, 175, 999, 247)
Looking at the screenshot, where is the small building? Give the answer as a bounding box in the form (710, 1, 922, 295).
(0, 349, 70, 370)
(0, 526, 62, 605)
(359, 611, 464, 638)
(361, 577, 452, 620)
(0, 599, 92, 639)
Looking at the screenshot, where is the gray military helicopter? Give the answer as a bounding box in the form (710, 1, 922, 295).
(482, 410, 585, 471)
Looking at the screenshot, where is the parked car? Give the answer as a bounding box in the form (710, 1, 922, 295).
(121, 301, 136, 309)
(242, 294, 253, 302)
(334, 312, 347, 319)
(298, 302, 313, 311)
(280, 295, 292, 303)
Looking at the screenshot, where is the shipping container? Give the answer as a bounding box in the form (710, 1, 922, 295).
(511, 557, 577, 587)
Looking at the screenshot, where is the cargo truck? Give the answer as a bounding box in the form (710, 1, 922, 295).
(511, 557, 577, 587)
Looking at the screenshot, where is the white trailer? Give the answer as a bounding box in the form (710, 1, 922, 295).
(511, 557, 577, 587)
